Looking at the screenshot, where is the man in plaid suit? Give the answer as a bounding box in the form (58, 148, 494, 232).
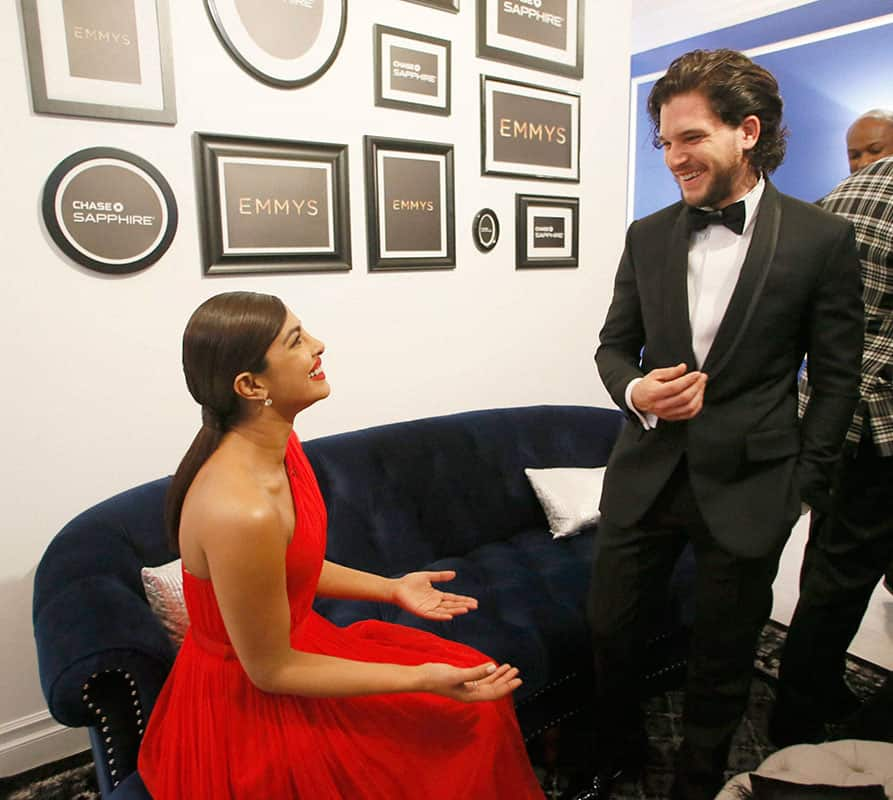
(772, 152, 893, 747)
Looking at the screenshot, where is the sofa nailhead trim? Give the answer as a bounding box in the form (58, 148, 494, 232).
(524, 706, 584, 742)
(82, 667, 146, 790)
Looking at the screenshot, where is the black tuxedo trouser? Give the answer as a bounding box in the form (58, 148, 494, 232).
(777, 436, 893, 726)
(587, 460, 785, 800)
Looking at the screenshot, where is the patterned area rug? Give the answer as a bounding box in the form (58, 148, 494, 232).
(537, 620, 889, 800)
(3, 622, 887, 800)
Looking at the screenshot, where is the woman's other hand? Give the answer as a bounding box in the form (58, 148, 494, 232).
(419, 662, 522, 703)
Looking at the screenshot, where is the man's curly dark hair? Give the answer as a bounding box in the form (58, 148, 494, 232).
(647, 49, 789, 175)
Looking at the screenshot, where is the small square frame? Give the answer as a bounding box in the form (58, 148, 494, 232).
(364, 136, 455, 272)
(516, 194, 579, 269)
(195, 133, 351, 275)
(374, 25, 451, 116)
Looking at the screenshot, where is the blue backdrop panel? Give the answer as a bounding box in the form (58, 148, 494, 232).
(631, 16, 893, 221)
(631, 0, 893, 77)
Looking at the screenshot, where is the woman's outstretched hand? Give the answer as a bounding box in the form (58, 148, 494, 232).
(392, 570, 478, 620)
(419, 662, 522, 703)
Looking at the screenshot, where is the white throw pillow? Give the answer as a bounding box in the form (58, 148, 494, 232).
(524, 466, 606, 539)
(141, 559, 189, 648)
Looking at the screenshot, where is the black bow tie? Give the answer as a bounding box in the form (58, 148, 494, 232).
(687, 200, 746, 235)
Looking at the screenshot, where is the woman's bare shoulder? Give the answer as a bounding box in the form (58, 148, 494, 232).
(181, 456, 283, 561)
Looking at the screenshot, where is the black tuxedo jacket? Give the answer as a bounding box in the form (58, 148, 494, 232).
(596, 181, 864, 558)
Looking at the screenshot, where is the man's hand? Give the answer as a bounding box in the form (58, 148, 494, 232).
(631, 363, 707, 421)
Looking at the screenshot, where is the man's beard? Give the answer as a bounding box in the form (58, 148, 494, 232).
(681, 162, 736, 209)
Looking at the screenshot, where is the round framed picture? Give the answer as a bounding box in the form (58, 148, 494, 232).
(472, 208, 499, 252)
(206, 0, 347, 88)
(42, 147, 178, 275)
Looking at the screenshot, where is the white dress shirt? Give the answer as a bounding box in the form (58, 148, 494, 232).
(626, 178, 766, 429)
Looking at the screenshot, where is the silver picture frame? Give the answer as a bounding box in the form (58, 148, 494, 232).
(21, 0, 176, 124)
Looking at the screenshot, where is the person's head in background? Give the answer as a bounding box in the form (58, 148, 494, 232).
(846, 109, 893, 174)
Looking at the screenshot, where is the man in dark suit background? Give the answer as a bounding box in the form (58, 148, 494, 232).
(581, 49, 864, 800)
(771, 152, 893, 747)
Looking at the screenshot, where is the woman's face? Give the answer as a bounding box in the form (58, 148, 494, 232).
(259, 309, 330, 413)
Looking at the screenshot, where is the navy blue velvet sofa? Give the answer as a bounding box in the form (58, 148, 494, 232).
(33, 405, 694, 798)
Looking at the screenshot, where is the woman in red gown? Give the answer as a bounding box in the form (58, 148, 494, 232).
(138, 292, 544, 799)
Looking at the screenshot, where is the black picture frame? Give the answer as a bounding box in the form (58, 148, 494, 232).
(515, 194, 579, 269)
(401, 0, 459, 11)
(477, 0, 584, 79)
(21, 0, 177, 124)
(42, 147, 178, 274)
(374, 25, 451, 116)
(481, 75, 580, 182)
(472, 208, 500, 252)
(364, 136, 455, 272)
(195, 133, 351, 275)
(205, 0, 347, 88)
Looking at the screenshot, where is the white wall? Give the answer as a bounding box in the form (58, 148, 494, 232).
(0, 1, 631, 775)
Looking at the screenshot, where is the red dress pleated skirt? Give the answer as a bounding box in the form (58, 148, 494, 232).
(138, 434, 543, 799)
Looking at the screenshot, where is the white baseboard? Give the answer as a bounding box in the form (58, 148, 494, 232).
(0, 710, 89, 778)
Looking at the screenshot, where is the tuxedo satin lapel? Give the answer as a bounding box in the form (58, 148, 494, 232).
(664, 207, 697, 367)
(700, 182, 782, 379)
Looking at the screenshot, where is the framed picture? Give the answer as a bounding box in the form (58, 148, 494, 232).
(42, 147, 178, 274)
(20, 0, 176, 124)
(515, 194, 578, 269)
(374, 25, 451, 116)
(472, 208, 500, 252)
(400, 0, 459, 11)
(364, 136, 455, 272)
(205, 0, 347, 88)
(477, 0, 584, 78)
(195, 133, 351, 275)
(481, 75, 580, 182)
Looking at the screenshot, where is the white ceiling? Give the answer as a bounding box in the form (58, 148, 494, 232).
(631, 0, 821, 53)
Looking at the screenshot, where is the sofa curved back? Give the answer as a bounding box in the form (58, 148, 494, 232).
(304, 405, 624, 577)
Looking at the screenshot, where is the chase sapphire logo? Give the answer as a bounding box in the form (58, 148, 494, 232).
(42, 147, 177, 274)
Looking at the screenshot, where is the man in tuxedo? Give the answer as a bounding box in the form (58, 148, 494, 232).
(771, 153, 893, 747)
(581, 49, 864, 800)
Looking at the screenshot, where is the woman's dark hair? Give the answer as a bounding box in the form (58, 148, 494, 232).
(647, 49, 788, 175)
(164, 291, 287, 552)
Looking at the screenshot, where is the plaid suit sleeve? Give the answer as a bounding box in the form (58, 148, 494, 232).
(818, 157, 893, 456)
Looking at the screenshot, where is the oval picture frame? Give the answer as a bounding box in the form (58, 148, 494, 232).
(205, 0, 347, 88)
(42, 147, 178, 275)
(472, 208, 499, 252)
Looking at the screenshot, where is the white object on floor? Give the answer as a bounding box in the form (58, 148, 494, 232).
(716, 740, 893, 799)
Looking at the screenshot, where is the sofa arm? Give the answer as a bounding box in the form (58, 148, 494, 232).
(85, 669, 151, 796)
(34, 573, 175, 728)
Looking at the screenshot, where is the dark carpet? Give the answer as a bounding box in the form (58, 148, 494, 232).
(2, 622, 887, 800)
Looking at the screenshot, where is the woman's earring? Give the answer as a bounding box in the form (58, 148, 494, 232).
(264, 397, 272, 407)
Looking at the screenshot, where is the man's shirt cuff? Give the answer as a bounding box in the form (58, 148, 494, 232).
(625, 378, 658, 430)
